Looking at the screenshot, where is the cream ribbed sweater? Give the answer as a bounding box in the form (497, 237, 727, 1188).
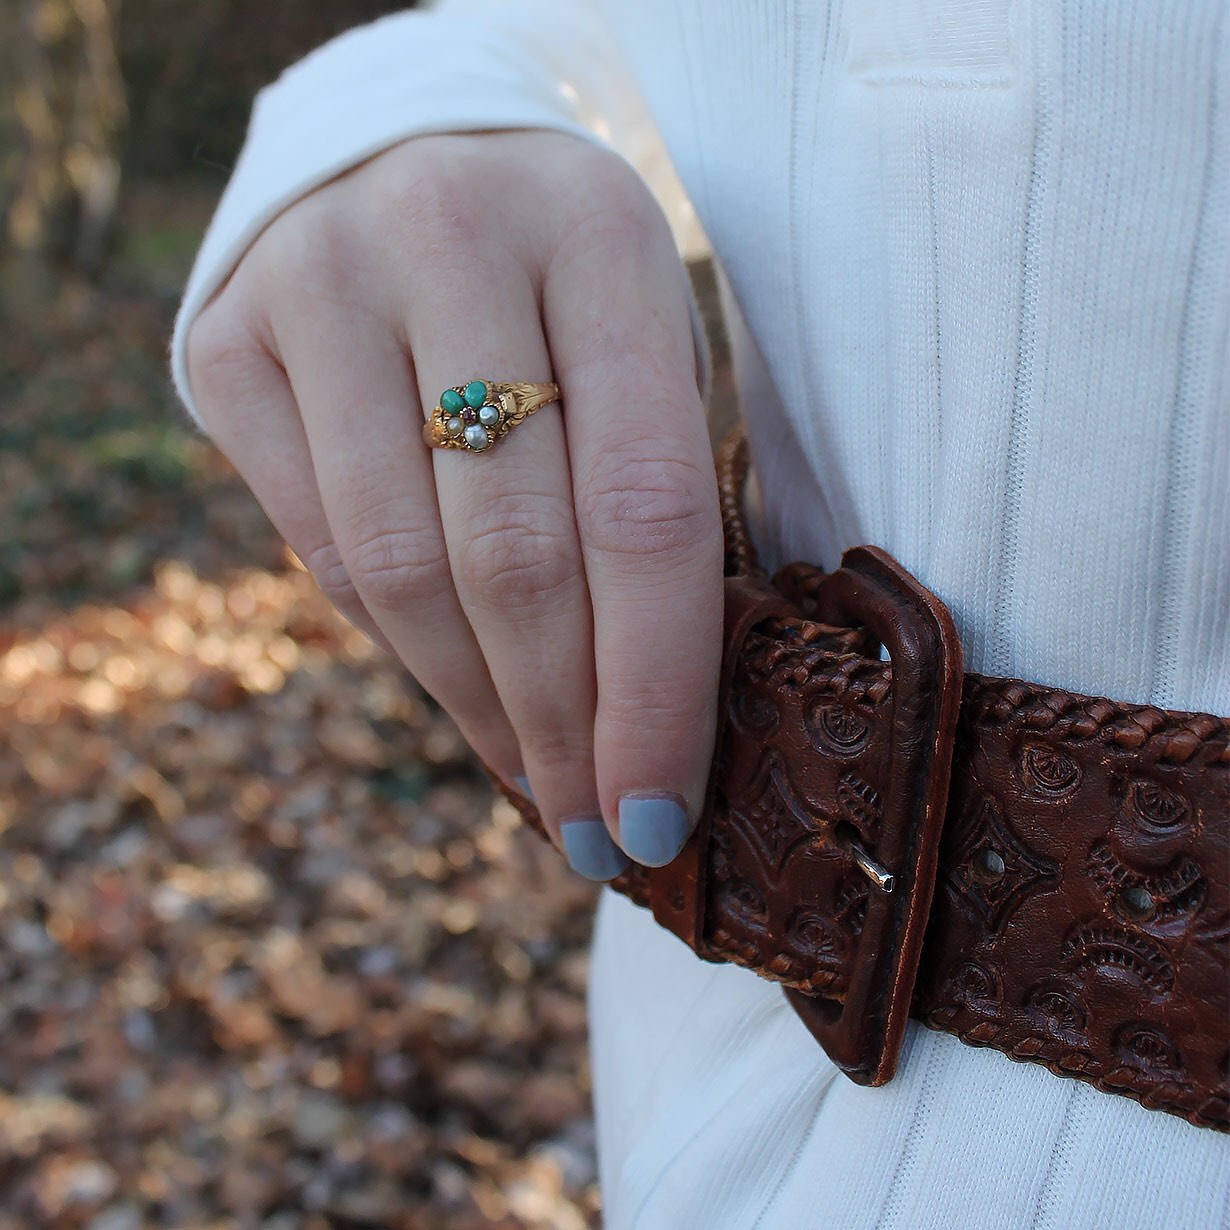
(172, 2, 1230, 1226)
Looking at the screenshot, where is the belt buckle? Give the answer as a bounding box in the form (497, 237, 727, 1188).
(784, 546, 964, 1084)
(646, 545, 964, 1085)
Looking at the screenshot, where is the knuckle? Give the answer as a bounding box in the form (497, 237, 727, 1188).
(345, 522, 451, 611)
(379, 146, 485, 256)
(254, 197, 359, 305)
(577, 449, 718, 561)
(554, 162, 667, 265)
(603, 689, 699, 743)
(561, 200, 656, 275)
(186, 301, 246, 390)
(453, 503, 580, 610)
(301, 539, 362, 611)
(600, 688, 714, 771)
(184, 299, 266, 430)
(521, 726, 595, 774)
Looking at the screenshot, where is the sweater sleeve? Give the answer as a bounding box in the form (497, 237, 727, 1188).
(170, 0, 706, 426)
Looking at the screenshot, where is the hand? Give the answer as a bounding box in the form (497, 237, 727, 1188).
(185, 130, 723, 880)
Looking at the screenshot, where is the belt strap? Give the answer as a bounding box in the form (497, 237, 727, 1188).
(496, 427, 1230, 1132)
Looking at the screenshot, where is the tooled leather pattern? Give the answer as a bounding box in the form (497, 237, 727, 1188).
(656, 628, 1228, 1129)
(700, 639, 889, 996)
(496, 429, 1230, 1132)
(916, 676, 1229, 1131)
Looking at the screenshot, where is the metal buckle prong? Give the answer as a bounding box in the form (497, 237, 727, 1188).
(849, 840, 895, 893)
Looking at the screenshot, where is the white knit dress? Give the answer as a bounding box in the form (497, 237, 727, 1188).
(172, 3, 1230, 1226)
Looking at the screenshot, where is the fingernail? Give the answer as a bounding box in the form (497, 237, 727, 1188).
(560, 816, 630, 882)
(618, 793, 691, 867)
(513, 775, 534, 801)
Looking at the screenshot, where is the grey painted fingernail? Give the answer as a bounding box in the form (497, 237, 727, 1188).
(560, 817, 630, 882)
(618, 793, 691, 867)
(513, 775, 534, 801)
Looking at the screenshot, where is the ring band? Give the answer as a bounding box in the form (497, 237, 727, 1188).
(422, 379, 560, 453)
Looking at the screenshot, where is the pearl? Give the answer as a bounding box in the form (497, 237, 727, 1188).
(445, 415, 463, 436)
(463, 424, 491, 449)
(477, 404, 500, 427)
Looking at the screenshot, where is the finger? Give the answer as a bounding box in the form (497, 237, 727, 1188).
(266, 293, 525, 785)
(544, 191, 724, 867)
(410, 247, 629, 883)
(186, 302, 396, 656)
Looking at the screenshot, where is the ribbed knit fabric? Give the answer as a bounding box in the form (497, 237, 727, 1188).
(171, 2, 1230, 1226)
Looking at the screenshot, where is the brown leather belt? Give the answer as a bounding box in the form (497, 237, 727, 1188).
(495, 427, 1230, 1132)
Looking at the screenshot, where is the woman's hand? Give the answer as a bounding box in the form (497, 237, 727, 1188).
(185, 130, 723, 880)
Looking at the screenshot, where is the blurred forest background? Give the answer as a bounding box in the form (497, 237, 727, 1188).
(0, 2, 688, 1225)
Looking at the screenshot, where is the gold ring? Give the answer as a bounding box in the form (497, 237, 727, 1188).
(422, 379, 560, 453)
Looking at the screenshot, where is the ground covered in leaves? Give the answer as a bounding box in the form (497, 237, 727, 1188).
(0, 252, 603, 1227)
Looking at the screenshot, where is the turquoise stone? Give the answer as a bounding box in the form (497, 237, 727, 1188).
(441, 388, 464, 414)
(464, 380, 488, 408)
